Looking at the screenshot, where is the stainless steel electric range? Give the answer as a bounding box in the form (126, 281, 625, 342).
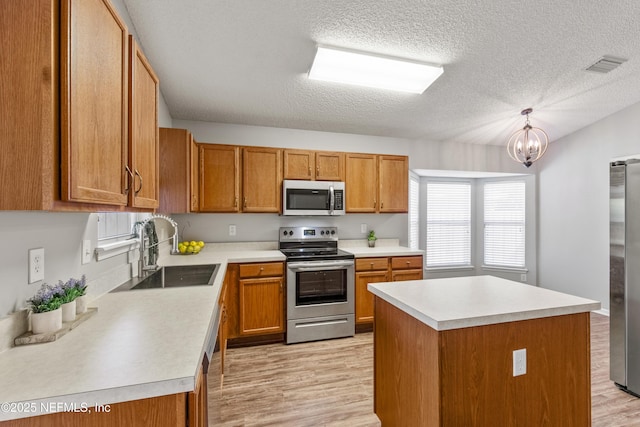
(279, 226, 355, 344)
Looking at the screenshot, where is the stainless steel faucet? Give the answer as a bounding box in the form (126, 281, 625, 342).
(135, 214, 180, 277)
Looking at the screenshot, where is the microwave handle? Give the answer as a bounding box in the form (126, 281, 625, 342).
(329, 185, 335, 214)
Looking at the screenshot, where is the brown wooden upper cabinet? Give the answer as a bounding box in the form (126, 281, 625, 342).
(199, 144, 241, 212)
(1, 0, 159, 211)
(346, 153, 379, 213)
(283, 149, 345, 181)
(378, 155, 409, 213)
(346, 153, 408, 213)
(243, 147, 282, 213)
(159, 128, 199, 213)
(128, 36, 159, 209)
(61, 0, 130, 206)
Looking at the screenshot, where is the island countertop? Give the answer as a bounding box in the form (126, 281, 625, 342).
(368, 275, 601, 331)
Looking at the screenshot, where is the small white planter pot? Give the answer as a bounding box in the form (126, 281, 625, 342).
(368, 240, 376, 248)
(61, 301, 76, 322)
(31, 308, 62, 334)
(75, 295, 88, 314)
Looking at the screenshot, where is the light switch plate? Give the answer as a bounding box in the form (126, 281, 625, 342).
(360, 223, 368, 233)
(82, 240, 92, 265)
(229, 225, 237, 236)
(28, 247, 45, 283)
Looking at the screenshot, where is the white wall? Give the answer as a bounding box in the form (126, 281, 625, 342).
(538, 101, 640, 311)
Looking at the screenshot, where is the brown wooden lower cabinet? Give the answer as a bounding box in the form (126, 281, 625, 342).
(0, 355, 209, 427)
(225, 262, 286, 346)
(374, 298, 591, 426)
(355, 255, 423, 327)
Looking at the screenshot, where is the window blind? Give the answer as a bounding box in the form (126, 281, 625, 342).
(483, 181, 525, 268)
(426, 182, 471, 267)
(97, 212, 137, 240)
(408, 175, 420, 250)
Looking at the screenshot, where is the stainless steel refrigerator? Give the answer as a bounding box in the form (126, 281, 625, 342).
(610, 159, 640, 397)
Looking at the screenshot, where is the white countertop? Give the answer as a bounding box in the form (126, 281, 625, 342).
(368, 275, 601, 331)
(0, 245, 285, 421)
(341, 246, 424, 257)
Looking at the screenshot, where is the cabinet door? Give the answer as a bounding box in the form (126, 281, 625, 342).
(379, 155, 408, 213)
(392, 269, 423, 282)
(346, 153, 378, 213)
(159, 128, 192, 213)
(61, 0, 128, 205)
(239, 276, 284, 335)
(190, 139, 199, 212)
(128, 36, 159, 209)
(199, 144, 240, 212)
(284, 149, 314, 180)
(243, 147, 282, 213)
(356, 271, 389, 324)
(188, 358, 208, 427)
(316, 151, 345, 181)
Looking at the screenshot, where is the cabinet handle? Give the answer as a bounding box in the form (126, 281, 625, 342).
(134, 169, 143, 195)
(316, 166, 319, 175)
(234, 197, 238, 208)
(243, 197, 247, 208)
(124, 165, 134, 195)
(260, 267, 264, 271)
(406, 261, 410, 264)
(308, 166, 312, 175)
(381, 201, 384, 209)
(373, 199, 377, 208)
(280, 281, 283, 292)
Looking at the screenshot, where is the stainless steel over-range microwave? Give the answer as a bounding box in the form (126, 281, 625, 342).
(282, 180, 345, 216)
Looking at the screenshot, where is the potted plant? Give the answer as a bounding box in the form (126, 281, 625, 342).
(28, 283, 63, 334)
(73, 275, 88, 314)
(57, 276, 87, 321)
(368, 230, 377, 247)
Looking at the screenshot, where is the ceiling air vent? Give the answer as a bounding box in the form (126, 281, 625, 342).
(585, 55, 628, 73)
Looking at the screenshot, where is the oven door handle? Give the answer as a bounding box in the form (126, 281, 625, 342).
(287, 260, 354, 271)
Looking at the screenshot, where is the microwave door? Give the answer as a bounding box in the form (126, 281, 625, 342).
(329, 185, 335, 215)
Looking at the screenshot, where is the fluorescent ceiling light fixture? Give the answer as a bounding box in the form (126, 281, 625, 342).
(308, 46, 443, 94)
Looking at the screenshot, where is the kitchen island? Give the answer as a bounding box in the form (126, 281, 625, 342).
(368, 275, 600, 427)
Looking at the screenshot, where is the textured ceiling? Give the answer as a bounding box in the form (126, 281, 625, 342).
(122, 0, 640, 145)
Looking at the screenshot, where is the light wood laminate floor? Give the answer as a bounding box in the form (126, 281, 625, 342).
(209, 314, 640, 426)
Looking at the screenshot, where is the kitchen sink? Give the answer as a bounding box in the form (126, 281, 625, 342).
(111, 264, 220, 292)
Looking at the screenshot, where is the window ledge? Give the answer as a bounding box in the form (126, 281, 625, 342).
(95, 238, 139, 261)
(481, 265, 528, 273)
(425, 265, 475, 272)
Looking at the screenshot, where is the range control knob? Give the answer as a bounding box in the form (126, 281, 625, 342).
(320, 230, 325, 235)
(283, 230, 288, 236)
(330, 230, 336, 235)
(288, 230, 294, 236)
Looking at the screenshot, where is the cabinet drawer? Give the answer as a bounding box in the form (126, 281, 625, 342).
(391, 256, 423, 270)
(356, 257, 389, 271)
(239, 262, 284, 278)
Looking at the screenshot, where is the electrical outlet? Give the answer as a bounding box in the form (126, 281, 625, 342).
(513, 348, 527, 376)
(229, 225, 237, 236)
(28, 248, 45, 283)
(360, 223, 368, 233)
(520, 273, 527, 282)
(82, 239, 92, 265)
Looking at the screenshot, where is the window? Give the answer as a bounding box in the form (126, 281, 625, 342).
(483, 181, 525, 268)
(408, 174, 420, 250)
(97, 212, 137, 241)
(426, 182, 471, 267)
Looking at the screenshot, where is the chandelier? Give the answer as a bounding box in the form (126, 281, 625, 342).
(507, 108, 549, 168)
